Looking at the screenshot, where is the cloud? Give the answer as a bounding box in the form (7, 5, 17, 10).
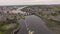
(0, 0, 60, 5)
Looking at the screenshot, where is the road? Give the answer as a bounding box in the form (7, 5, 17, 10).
(17, 15, 53, 34)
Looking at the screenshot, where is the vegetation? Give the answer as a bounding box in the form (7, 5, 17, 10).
(1, 24, 9, 30)
(50, 13, 58, 16)
(18, 13, 25, 19)
(20, 15, 25, 19)
(0, 16, 19, 34)
(0, 31, 4, 34)
(53, 7, 60, 11)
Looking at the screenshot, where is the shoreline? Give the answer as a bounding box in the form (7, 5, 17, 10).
(11, 25, 20, 34)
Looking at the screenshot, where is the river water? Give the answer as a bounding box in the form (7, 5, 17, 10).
(17, 15, 53, 34)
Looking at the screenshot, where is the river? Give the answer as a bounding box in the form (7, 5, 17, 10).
(15, 6, 53, 34)
(17, 15, 53, 34)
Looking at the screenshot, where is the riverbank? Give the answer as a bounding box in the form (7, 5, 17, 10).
(11, 24, 20, 34)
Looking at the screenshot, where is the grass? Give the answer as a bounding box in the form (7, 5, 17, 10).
(20, 15, 25, 19)
(2, 23, 19, 30)
(0, 31, 4, 34)
(53, 7, 60, 11)
(48, 19, 60, 24)
(0, 31, 11, 34)
(1, 24, 9, 30)
(0, 23, 19, 34)
(50, 13, 58, 16)
(46, 18, 60, 27)
(46, 19, 60, 34)
(0, 14, 20, 34)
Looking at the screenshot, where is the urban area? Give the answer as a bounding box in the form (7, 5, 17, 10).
(0, 5, 60, 34)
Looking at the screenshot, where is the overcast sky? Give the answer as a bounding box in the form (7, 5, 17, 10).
(0, 0, 60, 5)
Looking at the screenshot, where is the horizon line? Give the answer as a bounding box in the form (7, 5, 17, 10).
(0, 4, 60, 6)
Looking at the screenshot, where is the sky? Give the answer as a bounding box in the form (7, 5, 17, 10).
(0, 0, 60, 5)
